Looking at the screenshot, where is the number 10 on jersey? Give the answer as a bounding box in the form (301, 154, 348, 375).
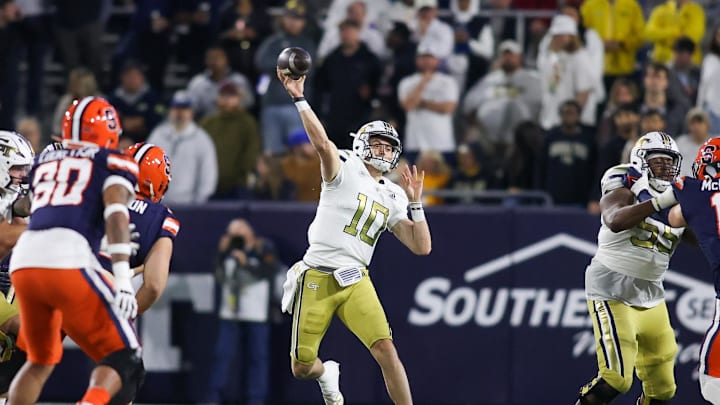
(344, 193, 390, 246)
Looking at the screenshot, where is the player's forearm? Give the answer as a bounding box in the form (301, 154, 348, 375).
(0, 222, 26, 258)
(410, 221, 432, 255)
(105, 213, 131, 264)
(135, 284, 162, 315)
(603, 201, 656, 232)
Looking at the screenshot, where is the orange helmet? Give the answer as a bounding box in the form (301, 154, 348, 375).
(62, 96, 122, 149)
(125, 143, 172, 202)
(692, 138, 720, 179)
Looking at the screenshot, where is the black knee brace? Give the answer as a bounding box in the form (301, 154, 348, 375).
(99, 348, 145, 405)
(578, 378, 621, 405)
(0, 348, 26, 394)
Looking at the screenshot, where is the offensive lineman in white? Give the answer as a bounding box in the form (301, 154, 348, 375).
(277, 68, 431, 405)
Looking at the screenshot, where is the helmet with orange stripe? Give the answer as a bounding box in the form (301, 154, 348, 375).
(62, 96, 122, 149)
(125, 143, 172, 202)
(692, 137, 720, 179)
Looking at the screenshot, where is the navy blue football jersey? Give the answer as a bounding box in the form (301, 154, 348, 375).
(28, 147, 138, 253)
(674, 177, 720, 294)
(99, 197, 180, 270)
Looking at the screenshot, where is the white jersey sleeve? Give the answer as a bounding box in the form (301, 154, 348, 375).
(303, 151, 408, 268)
(600, 164, 631, 195)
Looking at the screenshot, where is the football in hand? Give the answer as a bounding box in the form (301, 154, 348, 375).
(277, 47, 312, 80)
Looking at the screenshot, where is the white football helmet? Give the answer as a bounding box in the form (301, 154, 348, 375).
(629, 131, 682, 192)
(351, 120, 402, 173)
(0, 131, 35, 194)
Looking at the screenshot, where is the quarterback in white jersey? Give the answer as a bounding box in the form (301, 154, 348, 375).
(277, 68, 431, 405)
(577, 131, 689, 405)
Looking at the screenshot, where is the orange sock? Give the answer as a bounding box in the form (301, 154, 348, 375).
(77, 387, 111, 405)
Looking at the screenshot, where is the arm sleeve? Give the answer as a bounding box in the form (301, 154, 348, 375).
(387, 188, 409, 228)
(159, 207, 181, 239)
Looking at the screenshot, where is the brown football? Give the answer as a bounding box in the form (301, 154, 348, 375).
(277, 47, 312, 80)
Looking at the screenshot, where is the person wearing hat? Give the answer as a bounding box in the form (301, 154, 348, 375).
(255, 0, 317, 155)
(107, 61, 165, 147)
(281, 129, 322, 201)
(316, 1, 387, 61)
(537, 14, 596, 130)
(398, 42, 459, 159)
(676, 107, 714, 176)
(414, 0, 454, 61)
(147, 90, 218, 204)
(200, 82, 261, 200)
(462, 39, 542, 154)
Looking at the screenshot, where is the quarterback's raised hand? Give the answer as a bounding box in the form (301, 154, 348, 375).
(277, 68, 305, 98)
(400, 164, 425, 203)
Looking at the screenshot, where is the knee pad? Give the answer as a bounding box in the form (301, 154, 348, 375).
(578, 377, 621, 405)
(99, 348, 145, 404)
(0, 348, 26, 394)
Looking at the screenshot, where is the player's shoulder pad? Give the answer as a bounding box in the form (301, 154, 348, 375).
(601, 164, 632, 194)
(338, 149, 353, 163)
(674, 176, 686, 190)
(383, 178, 408, 205)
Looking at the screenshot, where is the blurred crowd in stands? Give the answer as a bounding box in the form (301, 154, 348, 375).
(0, 0, 718, 212)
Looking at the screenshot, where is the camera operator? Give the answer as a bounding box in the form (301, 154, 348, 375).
(203, 218, 284, 405)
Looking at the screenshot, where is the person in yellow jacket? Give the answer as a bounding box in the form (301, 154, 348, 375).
(581, 0, 645, 83)
(644, 0, 705, 65)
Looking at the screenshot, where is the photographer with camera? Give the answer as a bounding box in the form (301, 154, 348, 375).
(203, 218, 284, 405)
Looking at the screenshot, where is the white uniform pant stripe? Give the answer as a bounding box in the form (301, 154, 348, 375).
(82, 268, 140, 348)
(290, 272, 307, 359)
(701, 298, 720, 375)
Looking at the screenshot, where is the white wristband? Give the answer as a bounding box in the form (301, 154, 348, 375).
(104, 203, 129, 220)
(107, 243, 132, 256)
(295, 100, 310, 112)
(409, 202, 426, 222)
(112, 261, 133, 279)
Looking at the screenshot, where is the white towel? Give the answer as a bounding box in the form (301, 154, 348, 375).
(281, 261, 309, 314)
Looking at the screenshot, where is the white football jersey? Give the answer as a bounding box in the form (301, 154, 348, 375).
(303, 150, 409, 268)
(593, 164, 684, 282)
(0, 189, 18, 223)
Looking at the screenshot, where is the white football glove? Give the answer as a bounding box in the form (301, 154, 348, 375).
(113, 262, 138, 319)
(630, 173, 651, 196)
(650, 187, 678, 212)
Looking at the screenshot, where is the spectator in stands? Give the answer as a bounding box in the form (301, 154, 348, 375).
(173, 0, 223, 75)
(217, 0, 273, 84)
(640, 108, 667, 136)
(324, 0, 390, 36)
(254, 0, 316, 155)
(538, 6, 605, 124)
(580, 0, 644, 91)
(463, 40, 542, 154)
(54, 0, 106, 84)
(698, 25, 720, 134)
(644, 0, 705, 66)
(676, 108, 713, 176)
(107, 61, 165, 147)
(538, 100, 596, 207)
(669, 37, 700, 105)
(537, 15, 595, 130)
(204, 218, 284, 405)
(640, 62, 690, 136)
(16, 116, 42, 152)
(413, 0, 454, 61)
(251, 155, 295, 201)
(14, 0, 49, 118)
(398, 42, 459, 160)
(111, 0, 173, 91)
(597, 78, 639, 145)
(382, 0, 415, 34)
(147, 91, 218, 205)
(315, 19, 383, 150)
(442, 0, 493, 91)
(280, 129, 321, 201)
(201, 82, 260, 199)
(415, 150, 450, 206)
(485, 0, 519, 48)
(0, 0, 20, 128)
(506, 120, 544, 192)
(317, 1, 387, 61)
(51, 67, 100, 136)
(378, 22, 416, 136)
(187, 46, 255, 119)
(447, 142, 497, 204)
(606, 103, 641, 167)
